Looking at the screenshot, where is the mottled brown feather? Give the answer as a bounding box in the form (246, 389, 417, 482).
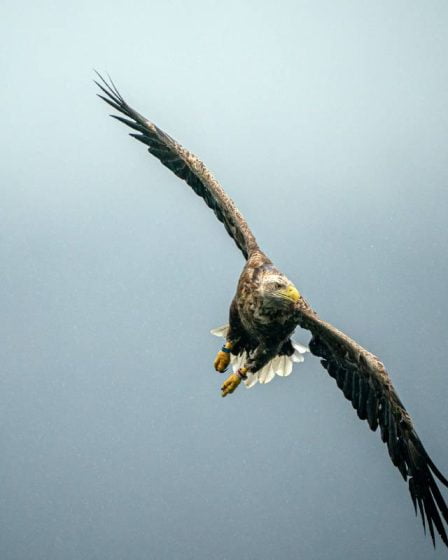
(295, 303, 448, 547)
(95, 72, 258, 259)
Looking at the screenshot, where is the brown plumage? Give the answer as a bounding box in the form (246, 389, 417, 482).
(95, 72, 448, 548)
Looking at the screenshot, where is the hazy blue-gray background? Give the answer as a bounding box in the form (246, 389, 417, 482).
(2, 1, 448, 559)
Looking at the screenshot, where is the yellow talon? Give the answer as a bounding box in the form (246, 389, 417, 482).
(221, 373, 241, 397)
(214, 351, 230, 372)
(221, 368, 247, 397)
(213, 341, 232, 372)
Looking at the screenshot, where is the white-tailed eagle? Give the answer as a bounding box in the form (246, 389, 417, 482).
(95, 73, 448, 548)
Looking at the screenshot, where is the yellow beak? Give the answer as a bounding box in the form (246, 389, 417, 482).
(279, 284, 301, 302)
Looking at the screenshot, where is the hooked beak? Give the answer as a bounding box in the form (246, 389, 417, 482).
(278, 284, 301, 303)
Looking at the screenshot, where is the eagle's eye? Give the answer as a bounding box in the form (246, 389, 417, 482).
(275, 282, 282, 289)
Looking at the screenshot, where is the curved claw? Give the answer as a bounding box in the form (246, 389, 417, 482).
(214, 350, 231, 373)
(221, 373, 241, 397)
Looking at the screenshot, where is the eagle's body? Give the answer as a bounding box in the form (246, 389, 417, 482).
(95, 73, 448, 548)
(219, 252, 303, 389)
(232, 254, 298, 350)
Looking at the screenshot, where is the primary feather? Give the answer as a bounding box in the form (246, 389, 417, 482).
(94, 72, 257, 259)
(296, 306, 448, 546)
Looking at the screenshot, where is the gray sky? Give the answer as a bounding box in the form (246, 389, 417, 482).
(2, 1, 448, 559)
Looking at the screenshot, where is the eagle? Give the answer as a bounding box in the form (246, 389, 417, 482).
(95, 73, 448, 548)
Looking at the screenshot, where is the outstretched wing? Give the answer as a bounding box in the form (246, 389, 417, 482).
(95, 73, 258, 260)
(296, 304, 448, 547)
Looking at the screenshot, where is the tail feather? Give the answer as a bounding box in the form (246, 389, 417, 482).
(211, 324, 309, 387)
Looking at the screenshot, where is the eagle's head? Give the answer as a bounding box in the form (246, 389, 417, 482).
(260, 271, 301, 307)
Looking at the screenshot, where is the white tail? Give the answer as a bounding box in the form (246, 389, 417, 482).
(210, 325, 309, 388)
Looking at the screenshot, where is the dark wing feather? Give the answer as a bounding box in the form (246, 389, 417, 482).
(94, 72, 258, 259)
(295, 304, 448, 548)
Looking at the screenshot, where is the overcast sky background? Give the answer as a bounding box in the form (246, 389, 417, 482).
(2, 1, 448, 559)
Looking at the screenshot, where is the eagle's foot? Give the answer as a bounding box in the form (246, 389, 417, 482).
(221, 368, 247, 397)
(214, 342, 232, 373)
